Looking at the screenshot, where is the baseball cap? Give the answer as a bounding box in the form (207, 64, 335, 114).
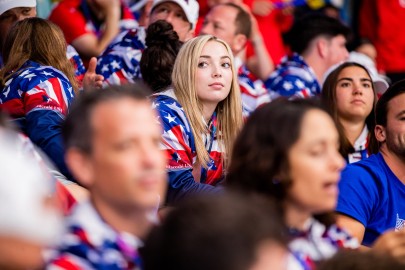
(151, 0, 199, 29)
(323, 52, 389, 95)
(347, 51, 389, 95)
(0, 0, 36, 16)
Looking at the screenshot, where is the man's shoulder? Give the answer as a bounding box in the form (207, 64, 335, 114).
(344, 153, 385, 175)
(341, 153, 389, 188)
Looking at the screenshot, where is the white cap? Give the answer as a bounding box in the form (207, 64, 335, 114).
(151, 0, 199, 29)
(0, 0, 36, 15)
(347, 51, 389, 95)
(323, 52, 389, 95)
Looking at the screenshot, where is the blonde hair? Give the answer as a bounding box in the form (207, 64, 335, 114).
(172, 35, 243, 169)
(0, 18, 78, 93)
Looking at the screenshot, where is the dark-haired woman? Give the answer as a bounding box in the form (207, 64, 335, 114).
(227, 98, 358, 270)
(140, 20, 183, 92)
(322, 62, 379, 163)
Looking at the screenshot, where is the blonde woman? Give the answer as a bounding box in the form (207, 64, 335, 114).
(0, 18, 78, 180)
(152, 35, 243, 204)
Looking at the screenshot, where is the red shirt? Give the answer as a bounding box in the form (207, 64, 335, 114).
(49, 0, 137, 45)
(359, 0, 405, 73)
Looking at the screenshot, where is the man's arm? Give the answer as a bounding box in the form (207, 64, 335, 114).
(71, 0, 121, 59)
(336, 213, 366, 245)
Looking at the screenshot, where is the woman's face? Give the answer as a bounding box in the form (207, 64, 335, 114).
(286, 109, 345, 214)
(335, 66, 375, 122)
(195, 40, 233, 110)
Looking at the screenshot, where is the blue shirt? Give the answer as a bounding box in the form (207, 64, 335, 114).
(337, 153, 405, 246)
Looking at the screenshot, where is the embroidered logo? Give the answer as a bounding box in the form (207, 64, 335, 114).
(396, 214, 405, 231)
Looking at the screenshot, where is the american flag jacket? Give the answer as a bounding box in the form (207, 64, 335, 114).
(67, 44, 86, 85)
(96, 28, 146, 86)
(152, 89, 223, 204)
(287, 218, 359, 270)
(264, 53, 321, 99)
(237, 63, 272, 116)
(47, 200, 143, 270)
(0, 60, 75, 179)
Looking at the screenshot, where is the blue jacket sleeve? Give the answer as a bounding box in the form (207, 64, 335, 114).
(167, 170, 223, 204)
(25, 109, 73, 180)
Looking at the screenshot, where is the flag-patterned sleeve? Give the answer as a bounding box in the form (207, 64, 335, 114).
(265, 73, 312, 98)
(21, 71, 74, 179)
(238, 65, 272, 116)
(66, 45, 86, 86)
(96, 29, 146, 86)
(154, 97, 219, 204)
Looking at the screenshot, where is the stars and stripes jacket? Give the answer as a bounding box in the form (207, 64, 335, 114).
(237, 63, 273, 117)
(47, 200, 143, 270)
(264, 53, 321, 99)
(0, 60, 75, 179)
(96, 28, 146, 86)
(152, 89, 223, 204)
(67, 44, 86, 85)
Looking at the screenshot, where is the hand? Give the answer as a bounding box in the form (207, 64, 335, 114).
(82, 57, 104, 91)
(252, 0, 274, 17)
(372, 229, 405, 264)
(239, 3, 260, 40)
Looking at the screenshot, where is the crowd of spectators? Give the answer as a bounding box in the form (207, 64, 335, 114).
(0, 0, 405, 269)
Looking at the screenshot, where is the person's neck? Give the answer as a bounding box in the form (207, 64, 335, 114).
(380, 145, 405, 184)
(202, 102, 217, 123)
(339, 117, 366, 146)
(91, 196, 153, 239)
(284, 201, 312, 231)
(303, 54, 325, 85)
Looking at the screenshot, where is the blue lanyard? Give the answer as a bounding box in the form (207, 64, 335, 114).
(200, 114, 217, 184)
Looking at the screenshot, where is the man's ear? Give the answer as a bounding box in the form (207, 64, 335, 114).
(316, 37, 329, 59)
(184, 28, 195, 42)
(65, 148, 94, 188)
(232, 34, 248, 54)
(375, 125, 387, 143)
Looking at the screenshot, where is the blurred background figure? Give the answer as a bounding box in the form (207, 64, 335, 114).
(96, 0, 198, 86)
(318, 250, 405, 270)
(48, 85, 167, 269)
(265, 14, 350, 98)
(227, 98, 357, 270)
(0, 122, 63, 270)
(49, 0, 137, 66)
(142, 193, 288, 270)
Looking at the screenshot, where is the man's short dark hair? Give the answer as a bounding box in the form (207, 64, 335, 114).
(283, 14, 350, 55)
(62, 83, 151, 154)
(376, 79, 405, 127)
(221, 3, 252, 38)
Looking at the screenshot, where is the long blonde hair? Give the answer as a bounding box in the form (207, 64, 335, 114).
(172, 35, 243, 169)
(0, 18, 78, 92)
